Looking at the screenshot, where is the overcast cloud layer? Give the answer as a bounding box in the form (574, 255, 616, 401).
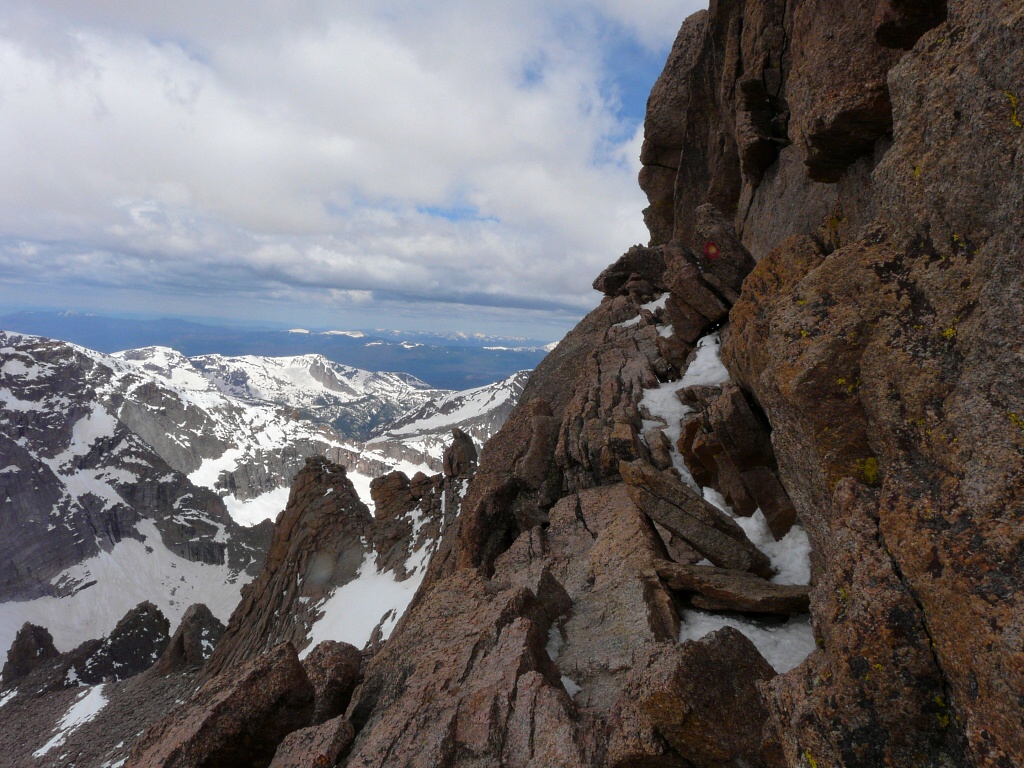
(0, 1, 705, 339)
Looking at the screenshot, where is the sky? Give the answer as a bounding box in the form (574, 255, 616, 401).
(0, 1, 706, 341)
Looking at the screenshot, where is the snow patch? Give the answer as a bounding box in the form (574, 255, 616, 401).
(223, 486, 291, 527)
(301, 552, 425, 657)
(560, 675, 582, 698)
(33, 684, 109, 757)
(679, 332, 729, 388)
(0, 520, 248, 655)
(679, 612, 816, 674)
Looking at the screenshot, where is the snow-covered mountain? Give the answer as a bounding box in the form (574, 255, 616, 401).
(0, 332, 530, 657)
(189, 353, 445, 439)
(0, 333, 278, 656)
(364, 370, 530, 471)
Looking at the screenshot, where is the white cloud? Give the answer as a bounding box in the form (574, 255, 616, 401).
(0, 1, 706, 336)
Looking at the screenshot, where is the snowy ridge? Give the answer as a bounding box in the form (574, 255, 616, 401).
(365, 370, 530, 471)
(1, 331, 531, 659)
(189, 352, 444, 440)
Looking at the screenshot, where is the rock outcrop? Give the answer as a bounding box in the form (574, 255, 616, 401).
(202, 457, 374, 678)
(153, 604, 225, 675)
(338, 1, 1022, 766)
(1, 602, 171, 696)
(1, 623, 59, 686)
(127, 642, 315, 768)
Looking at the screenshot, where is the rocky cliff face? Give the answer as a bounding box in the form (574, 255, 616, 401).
(5, 1, 1019, 766)
(339, 1, 1021, 765)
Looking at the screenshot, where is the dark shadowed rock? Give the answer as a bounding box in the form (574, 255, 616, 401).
(442, 427, 478, 478)
(301, 640, 362, 724)
(1, 623, 58, 686)
(74, 601, 170, 685)
(873, 0, 947, 49)
(126, 642, 315, 768)
(154, 604, 225, 675)
(592, 244, 668, 297)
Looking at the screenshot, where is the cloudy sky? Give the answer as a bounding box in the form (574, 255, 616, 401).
(0, 1, 705, 340)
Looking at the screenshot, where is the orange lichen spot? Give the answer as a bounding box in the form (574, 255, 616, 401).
(703, 241, 721, 261)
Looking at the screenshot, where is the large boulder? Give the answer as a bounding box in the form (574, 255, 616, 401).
(126, 642, 315, 768)
(608, 629, 784, 767)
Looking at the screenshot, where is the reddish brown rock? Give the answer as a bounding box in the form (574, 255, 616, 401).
(593, 244, 668, 297)
(620, 460, 773, 578)
(608, 629, 783, 768)
(442, 427, 478, 478)
(643, 426, 674, 471)
(344, 570, 602, 767)
(154, 604, 225, 675)
(654, 560, 809, 616)
(301, 640, 362, 724)
(368, 471, 414, 521)
(268, 714, 354, 768)
(127, 642, 315, 768)
(676, 383, 799, 539)
(203, 457, 373, 679)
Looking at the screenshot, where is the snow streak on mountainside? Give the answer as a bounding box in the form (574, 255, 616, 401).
(0, 333, 275, 656)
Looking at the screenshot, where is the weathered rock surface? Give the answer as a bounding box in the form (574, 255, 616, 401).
(338, 1, 1020, 765)
(269, 714, 356, 768)
(302, 640, 362, 724)
(621, 459, 773, 578)
(127, 642, 315, 768)
(154, 604, 225, 675)
(655, 560, 810, 615)
(678, 383, 798, 539)
(345, 569, 604, 767)
(203, 457, 373, 678)
(1, 622, 59, 686)
(608, 628, 783, 768)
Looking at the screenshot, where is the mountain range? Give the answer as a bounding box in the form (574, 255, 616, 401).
(0, 331, 527, 660)
(0, 311, 554, 390)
